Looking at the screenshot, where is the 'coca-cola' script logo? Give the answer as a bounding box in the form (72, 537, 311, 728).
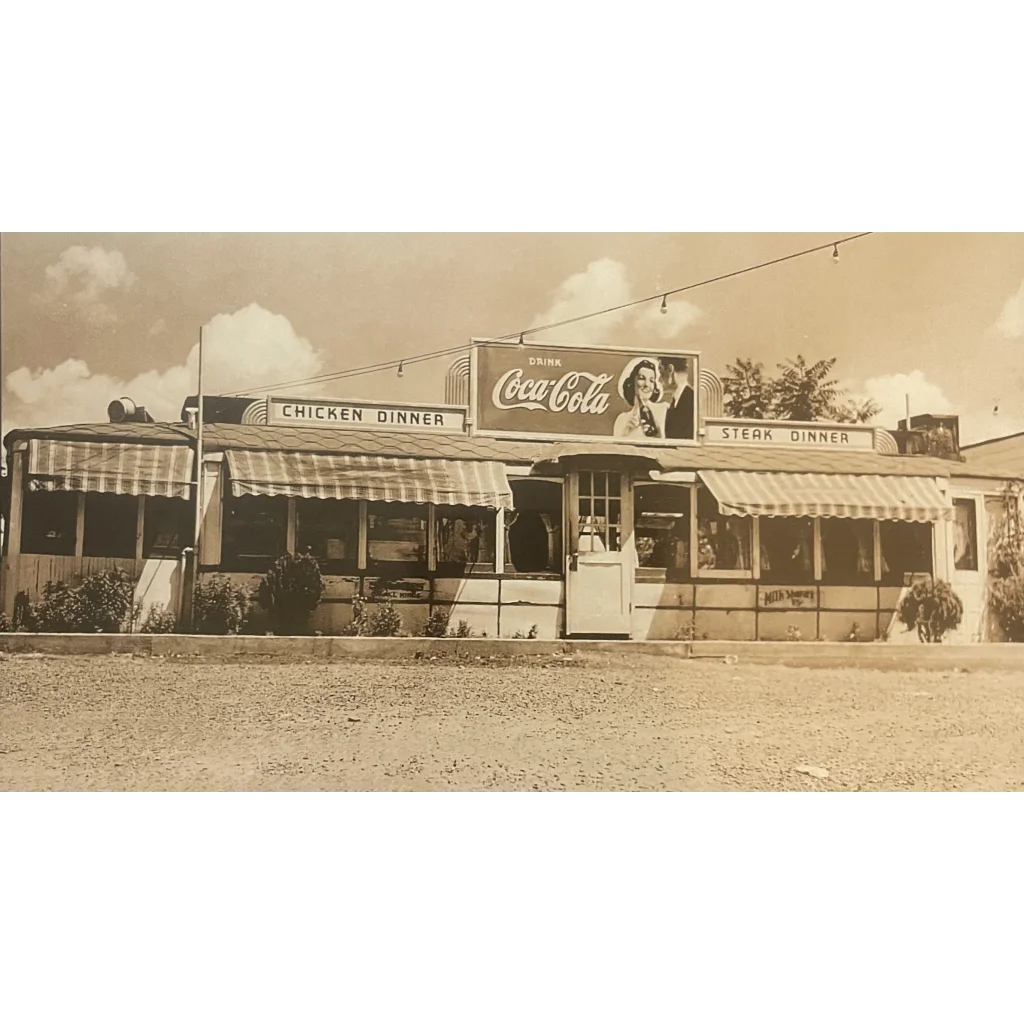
(491, 368, 613, 415)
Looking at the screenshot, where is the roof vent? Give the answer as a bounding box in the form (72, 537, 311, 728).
(108, 397, 155, 423)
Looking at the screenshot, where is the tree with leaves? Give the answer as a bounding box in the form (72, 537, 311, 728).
(723, 355, 881, 424)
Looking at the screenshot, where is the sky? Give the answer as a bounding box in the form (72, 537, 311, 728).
(2, 233, 1023, 450)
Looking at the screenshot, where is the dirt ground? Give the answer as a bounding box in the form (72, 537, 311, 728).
(1, 651, 1023, 791)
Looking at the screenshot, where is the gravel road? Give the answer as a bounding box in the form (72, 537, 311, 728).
(2, 652, 1023, 791)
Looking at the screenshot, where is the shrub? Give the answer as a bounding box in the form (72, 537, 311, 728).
(423, 608, 451, 638)
(367, 599, 402, 637)
(786, 625, 803, 642)
(989, 576, 1024, 642)
(511, 624, 540, 640)
(452, 619, 473, 638)
(0, 612, 11, 633)
(32, 568, 136, 633)
(140, 604, 178, 633)
(258, 551, 324, 635)
(897, 578, 963, 643)
(193, 574, 250, 635)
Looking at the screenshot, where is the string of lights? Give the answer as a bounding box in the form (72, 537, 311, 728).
(222, 232, 872, 398)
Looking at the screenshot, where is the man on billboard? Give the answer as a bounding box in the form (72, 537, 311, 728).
(658, 356, 695, 440)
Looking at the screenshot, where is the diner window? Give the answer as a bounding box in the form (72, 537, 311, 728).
(634, 484, 690, 576)
(222, 494, 288, 568)
(83, 493, 138, 559)
(695, 487, 752, 576)
(880, 520, 933, 582)
(985, 496, 1009, 576)
(21, 489, 78, 556)
(507, 479, 562, 574)
(821, 519, 874, 584)
(435, 506, 496, 572)
(367, 502, 427, 569)
(296, 498, 359, 571)
(953, 498, 978, 571)
(143, 496, 191, 559)
(759, 516, 815, 584)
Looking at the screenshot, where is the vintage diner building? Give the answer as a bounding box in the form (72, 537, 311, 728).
(1, 339, 1015, 642)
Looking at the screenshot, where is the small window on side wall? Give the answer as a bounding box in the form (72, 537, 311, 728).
(21, 489, 78, 556)
(953, 499, 978, 571)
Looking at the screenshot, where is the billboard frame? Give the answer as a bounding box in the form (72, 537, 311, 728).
(469, 338, 702, 446)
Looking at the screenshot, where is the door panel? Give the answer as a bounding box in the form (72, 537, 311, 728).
(565, 470, 634, 636)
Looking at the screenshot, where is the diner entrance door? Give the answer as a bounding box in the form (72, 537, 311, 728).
(565, 470, 634, 637)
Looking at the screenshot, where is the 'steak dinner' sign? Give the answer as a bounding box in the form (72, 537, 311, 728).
(704, 419, 877, 451)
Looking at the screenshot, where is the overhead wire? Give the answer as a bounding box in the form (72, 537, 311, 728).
(220, 232, 872, 399)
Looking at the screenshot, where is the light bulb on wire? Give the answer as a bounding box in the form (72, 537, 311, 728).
(660, 295, 668, 315)
(832, 244, 840, 263)
(397, 360, 404, 378)
(518, 333, 525, 345)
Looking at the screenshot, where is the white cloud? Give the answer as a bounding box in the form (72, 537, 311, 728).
(992, 279, 1024, 339)
(857, 370, 955, 429)
(40, 245, 137, 325)
(845, 369, 1024, 446)
(4, 303, 323, 436)
(527, 259, 702, 347)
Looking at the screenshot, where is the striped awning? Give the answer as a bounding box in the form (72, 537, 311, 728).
(225, 450, 514, 509)
(699, 470, 952, 522)
(27, 439, 194, 499)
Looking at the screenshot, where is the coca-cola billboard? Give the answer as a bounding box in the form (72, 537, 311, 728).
(472, 342, 700, 444)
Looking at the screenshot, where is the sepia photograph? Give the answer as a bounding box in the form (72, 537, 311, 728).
(2, 231, 1023, 793)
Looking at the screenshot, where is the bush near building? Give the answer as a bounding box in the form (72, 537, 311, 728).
(257, 551, 324, 635)
(22, 569, 137, 634)
(193, 574, 250, 635)
(897, 578, 964, 643)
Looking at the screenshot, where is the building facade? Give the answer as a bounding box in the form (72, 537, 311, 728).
(2, 340, 1015, 642)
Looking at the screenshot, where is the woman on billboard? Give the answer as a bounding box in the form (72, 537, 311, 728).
(613, 359, 667, 439)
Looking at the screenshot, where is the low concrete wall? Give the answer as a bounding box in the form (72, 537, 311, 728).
(2, 632, 1023, 671)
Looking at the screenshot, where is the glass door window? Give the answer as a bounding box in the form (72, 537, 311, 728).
(577, 471, 622, 553)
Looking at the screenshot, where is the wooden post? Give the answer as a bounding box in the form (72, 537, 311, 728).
(872, 520, 882, 583)
(752, 517, 761, 580)
(74, 492, 85, 558)
(7, 445, 25, 557)
(286, 497, 297, 555)
(689, 483, 699, 578)
(136, 495, 146, 562)
(812, 518, 822, 581)
(494, 506, 506, 574)
(427, 504, 437, 572)
(357, 500, 368, 571)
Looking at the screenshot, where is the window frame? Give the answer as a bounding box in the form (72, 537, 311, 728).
(220, 492, 290, 572)
(690, 484, 757, 581)
(952, 496, 980, 573)
(504, 476, 564, 578)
